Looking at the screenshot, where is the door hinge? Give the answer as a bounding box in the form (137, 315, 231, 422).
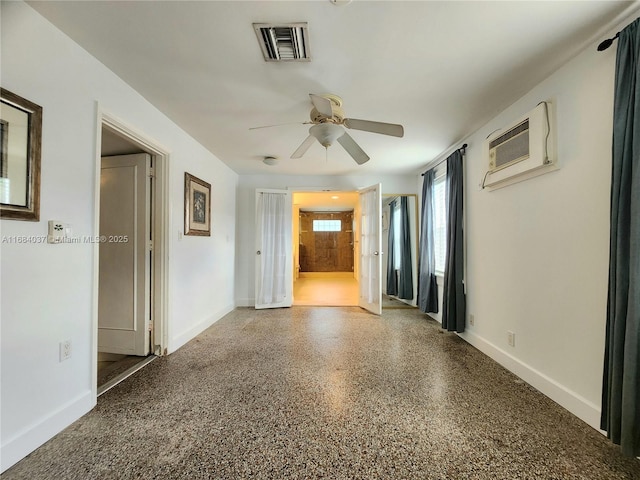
(148, 168, 155, 178)
(148, 240, 153, 251)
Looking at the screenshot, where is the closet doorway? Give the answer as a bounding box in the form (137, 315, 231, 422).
(94, 113, 169, 396)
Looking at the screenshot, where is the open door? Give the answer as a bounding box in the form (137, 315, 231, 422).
(358, 183, 382, 314)
(98, 154, 151, 355)
(255, 189, 293, 309)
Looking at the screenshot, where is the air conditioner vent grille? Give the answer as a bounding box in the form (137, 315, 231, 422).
(494, 130, 529, 169)
(489, 119, 529, 149)
(253, 23, 310, 62)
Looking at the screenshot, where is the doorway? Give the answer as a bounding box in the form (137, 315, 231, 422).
(94, 112, 169, 396)
(292, 191, 359, 306)
(255, 186, 382, 313)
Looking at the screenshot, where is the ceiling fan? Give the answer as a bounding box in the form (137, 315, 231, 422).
(250, 93, 404, 164)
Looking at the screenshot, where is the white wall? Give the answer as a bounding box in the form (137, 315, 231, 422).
(0, 2, 237, 471)
(426, 18, 630, 430)
(236, 174, 418, 306)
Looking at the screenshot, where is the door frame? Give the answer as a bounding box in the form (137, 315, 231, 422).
(92, 106, 170, 400)
(290, 188, 360, 306)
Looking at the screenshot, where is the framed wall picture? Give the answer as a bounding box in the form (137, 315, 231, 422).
(184, 172, 211, 236)
(0, 88, 42, 221)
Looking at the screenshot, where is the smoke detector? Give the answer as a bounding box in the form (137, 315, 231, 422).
(263, 156, 278, 166)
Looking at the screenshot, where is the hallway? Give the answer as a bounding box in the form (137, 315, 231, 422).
(4, 306, 638, 479)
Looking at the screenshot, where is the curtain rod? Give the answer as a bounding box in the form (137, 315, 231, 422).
(598, 32, 620, 51)
(421, 144, 467, 176)
(597, 14, 640, 51)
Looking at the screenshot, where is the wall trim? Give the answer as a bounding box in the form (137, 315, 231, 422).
(169, 304, 235, 354)
(459, 329, 602, 431)
(0, 391, 94, 473)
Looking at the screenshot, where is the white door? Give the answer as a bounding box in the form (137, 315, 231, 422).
(358, 183, 382, 314)
(255, 189, 293, 309)
(98, 154, 151, 355)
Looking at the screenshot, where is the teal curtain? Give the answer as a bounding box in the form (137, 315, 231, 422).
(398, 196, 414, 300)
(386, 200, 398, 296)
(417, 170, 438, 313)
(601, 17, 640, 457)
(442, 150, 466, 333)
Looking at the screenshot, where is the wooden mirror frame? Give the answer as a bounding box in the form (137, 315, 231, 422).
(0, 88, 42, 221)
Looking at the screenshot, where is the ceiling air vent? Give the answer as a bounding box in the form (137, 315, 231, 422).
(253, 23, 310, 62)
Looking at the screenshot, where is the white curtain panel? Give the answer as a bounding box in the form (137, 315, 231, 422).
(257, 192, 287, 305)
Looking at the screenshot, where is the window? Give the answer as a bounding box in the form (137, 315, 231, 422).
(433, 170, 447, 274)
(313, 219, 341, 232)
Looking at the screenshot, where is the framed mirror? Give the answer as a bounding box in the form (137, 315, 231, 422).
(382, 194, 419, 308)
(0, 88, 42, 221)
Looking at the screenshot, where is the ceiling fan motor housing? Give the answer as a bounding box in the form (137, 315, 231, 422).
(310, 105, 345, 124)
(310, 94, 345, 123)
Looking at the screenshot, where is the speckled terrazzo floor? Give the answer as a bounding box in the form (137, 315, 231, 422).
(4, 307, 640, 479)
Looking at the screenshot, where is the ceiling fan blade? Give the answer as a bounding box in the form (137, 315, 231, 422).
(309, 94, 334, 118)
(343, 118, 404, 137)
(337, 132, 370, 165)
(249, 121, 309, 130)
(291, 135, 316, 159)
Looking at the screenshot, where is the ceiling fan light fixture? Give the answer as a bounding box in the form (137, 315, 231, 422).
(263, 156, 278, 166)
(309, 123, 343, 147)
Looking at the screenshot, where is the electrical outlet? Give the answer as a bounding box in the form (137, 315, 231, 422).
(469, 314, 475, 326)
(507, 331, 516, 347)
(60, 340, 72, 361)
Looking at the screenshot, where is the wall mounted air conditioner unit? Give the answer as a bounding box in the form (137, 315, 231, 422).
(483, 101, 557, 189)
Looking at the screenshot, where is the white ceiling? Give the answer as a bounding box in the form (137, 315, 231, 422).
(27, 0, 635, 176)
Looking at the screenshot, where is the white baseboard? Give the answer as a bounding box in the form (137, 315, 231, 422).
(169, 303, 235, 353)
(458, 330, 602, 431)
(1, 391, 94, 473)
